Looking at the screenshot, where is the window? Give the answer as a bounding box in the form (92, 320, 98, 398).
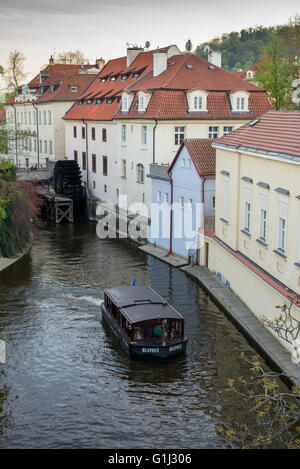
(193, 96, 203, 110)
(244, 201, 251, 232)
(73, 126, 77, 138)
(209, 126, 218, 138)
(122, 95, 128, 112)
(28, 139, 32, 151)
(49, 141, 53, 154)
(179, 196, 184, 208)
(187, 198, 193, 211)
(92, 154, 96, 173)
(43, 111, 46, 125)
(164, 193, 169, 203)
(82, 127, 85, 139)
(82, 152, 86, 170)
(157, 191, 161, 202)
(33, 111, 36, 125)
(142, 126, 147, 145)
(237, 97, 245, 110)
(181, 158, 185, 168)
(24, 112, 27, 124)
(34, 139, 37, 153)
(256, 207, 266, 242)
(102, 128, 107, 142)
(175, 127, 185, 145)
(91, 127, 96, 140)
(139, 96, 145, 112)
(103, 156, 108, 176)
(213, 196, 215, 208)
(121, 159, 126, 178)
(93, 181, 96, 189)
(136, 164, 145, 183)
(104, 184, 107, 193)
(74, 150, 78, 162)
(39, 112, 41, 125)
(223, 126, 233, 135)
(44, 140, 47, 154)
(39, 140, 42, 153)
(28, 112, 31, 125)
(278, 217, 286, 253)
(187, 158, 191, 168)
(48, 111, 51, 125)
(121, 124, 126, 144)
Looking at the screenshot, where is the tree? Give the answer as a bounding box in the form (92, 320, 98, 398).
(57, 50, 89, 65)
(0, 65, 4, 76)
(217, 354, 300, 449)
(5, 50, 27, 91)
(255, 36, 292, 109)
(217, 298, 300, 448)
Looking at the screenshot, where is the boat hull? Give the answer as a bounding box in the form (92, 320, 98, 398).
(101, 303, 187, 359)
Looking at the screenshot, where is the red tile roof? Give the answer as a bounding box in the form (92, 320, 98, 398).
(5, 64, 98, 106)
(215, 110, 300, 159)
(64, 48, 272, 122)
(169, 138, 216, 176)
(64, 49, 156, 121)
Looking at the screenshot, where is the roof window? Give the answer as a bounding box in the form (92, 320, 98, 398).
(186, 64, 193, 69)
(208, 65, 216, 71)
(249, 119, 260, 127)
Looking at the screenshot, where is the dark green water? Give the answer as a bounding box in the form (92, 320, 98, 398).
(0, 222, 286, 448)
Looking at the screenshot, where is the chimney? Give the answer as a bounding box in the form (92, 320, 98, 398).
(96, 57, 105, 70)
(126, 46, 143, 68)
(153, 49, 168, 77)
(208, 50, 222, 68)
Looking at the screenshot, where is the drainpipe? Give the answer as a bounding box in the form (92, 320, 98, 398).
(32, 103, 40, 167)
(165, 170, 173, 257)
(83, 119, 89, 190)
(152, 119, 158, 164)
(11, 104, 18, 167)
(191, 174, 206, 267)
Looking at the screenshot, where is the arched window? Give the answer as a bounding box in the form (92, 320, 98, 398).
(136, 164, 145, 183)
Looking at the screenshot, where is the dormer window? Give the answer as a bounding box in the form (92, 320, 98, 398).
(139, 96, 145, 112)
(132, 72, 140, 78)
(122, 95, 128, 112)
(110, 77, 116, 82)
(70, 86, 78, 92)
(237, 97, 245, 110)
(121, 75, 127, 81)
(193, 96, 203, 110)
(100, 78, 106, 83)
(187, 90, 208, 113)
(231, 91, 249, 113)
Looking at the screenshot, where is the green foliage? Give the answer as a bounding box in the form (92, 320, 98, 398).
(217, 354, 300, 449)
(255, 36, 293, 109)
(195, 25, 275, 71)
(0, 157, 39, 257)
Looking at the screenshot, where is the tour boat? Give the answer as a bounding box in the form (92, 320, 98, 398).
(101, 285, 188, 359)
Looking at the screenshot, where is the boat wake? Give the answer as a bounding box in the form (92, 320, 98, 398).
(63, 293, 104, 307)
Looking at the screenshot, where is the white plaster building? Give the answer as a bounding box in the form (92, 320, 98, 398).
(4, 58, 101, 167)
(63, 45, 272, 232)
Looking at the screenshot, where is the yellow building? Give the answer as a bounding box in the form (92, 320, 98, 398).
(200, 110, 300, 352)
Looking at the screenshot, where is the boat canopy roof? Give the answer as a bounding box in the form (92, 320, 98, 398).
(105, 286, 184, 323)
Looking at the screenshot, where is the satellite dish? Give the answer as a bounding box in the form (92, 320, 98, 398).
(145, 41, 150, 49)
(204, 45, 211, 55)
(185, 40, 192, 52)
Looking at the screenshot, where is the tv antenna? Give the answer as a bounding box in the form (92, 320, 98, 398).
(185, 40, 192, 52)
(203, 45, 211, 55)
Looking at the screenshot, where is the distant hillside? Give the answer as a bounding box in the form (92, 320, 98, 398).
(195, 21, 297, 72)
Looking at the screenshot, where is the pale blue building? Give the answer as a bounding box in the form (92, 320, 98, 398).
(148, 138, 216, 261)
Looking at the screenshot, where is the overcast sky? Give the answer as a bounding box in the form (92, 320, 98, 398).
(0, 0, 299, 85)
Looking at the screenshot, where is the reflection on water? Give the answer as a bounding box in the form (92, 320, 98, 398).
(0, 222, 288, 448)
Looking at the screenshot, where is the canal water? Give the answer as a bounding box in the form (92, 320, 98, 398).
(0, 222, 286, 448)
